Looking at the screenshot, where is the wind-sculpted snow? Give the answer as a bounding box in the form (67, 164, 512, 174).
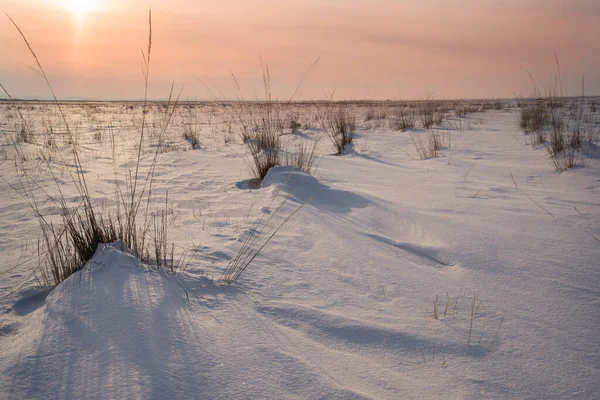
(262, 166, 371, 214)
(1, 104, 599, 399)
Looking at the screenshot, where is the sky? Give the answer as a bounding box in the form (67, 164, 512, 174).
(0, 0, 599, 101)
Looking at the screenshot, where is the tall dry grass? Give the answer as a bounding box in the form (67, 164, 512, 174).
(410, 130, 450, 159)
(320, 102, 356, 154)
(517, 58, 598, 171)
(3, 11, 188, 286)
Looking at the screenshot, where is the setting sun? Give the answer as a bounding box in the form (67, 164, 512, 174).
(60, 0, 101, 19)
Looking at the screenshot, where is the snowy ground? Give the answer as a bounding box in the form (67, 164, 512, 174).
(0, 101, 599, 399)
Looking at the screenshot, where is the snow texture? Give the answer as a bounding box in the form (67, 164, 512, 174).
(1, 104, 599, 399)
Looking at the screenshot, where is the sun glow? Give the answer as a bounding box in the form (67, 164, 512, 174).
(60, 0, 101, 20)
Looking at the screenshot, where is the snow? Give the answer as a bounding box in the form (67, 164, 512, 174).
(1, 103, 599, 399)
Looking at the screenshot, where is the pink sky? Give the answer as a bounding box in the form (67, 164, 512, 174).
(1, 0, 599, 100)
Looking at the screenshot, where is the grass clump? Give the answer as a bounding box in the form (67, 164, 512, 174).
(182, 118, 201, 149)
(545, 106, 597, 171)
(418, 94, 443, 129)
(518, 103, 546, 135)
(247, 131, 281, 182)
(5, 11, 188, 287)
(390, 107, 416, 131)
(410, 130, 450, 159)
(243, 66, 284, 182)
(284, 136, 321, 175)
(320, 102, 356, 154)
(516, 58, 600, 171)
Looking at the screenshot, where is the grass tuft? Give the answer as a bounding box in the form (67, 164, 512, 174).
(5, 10, 188, 286)
(320, 102, 356, 154)
(410, 130, 450, 159)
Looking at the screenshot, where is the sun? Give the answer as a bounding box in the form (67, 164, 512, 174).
(60, 0, 101, 19)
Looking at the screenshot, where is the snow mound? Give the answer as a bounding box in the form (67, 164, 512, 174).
(1, 243, 200, 399)
(262, 166, 370, 213)
(0, 243, 378, 399)
(340, 143, 357, 156)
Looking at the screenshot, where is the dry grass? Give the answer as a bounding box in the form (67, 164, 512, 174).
(182, 118, 201, 149)
(518, 58, 599, 172)
(411, 130, 450, 159)
(4, 11, 190, 286)
(418, 94, 443, 129)
(284, 136, 322, 175)
(518, 103, 546, 135)
(320, 102, 356, 154)
(247, 137, 281, 182)
(243, 66, 284, 182)
(390, 107, 416, 131)
(220, 183, 308, 285)
(550, 148, 583, 171)
(544, 103, 597, 171)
